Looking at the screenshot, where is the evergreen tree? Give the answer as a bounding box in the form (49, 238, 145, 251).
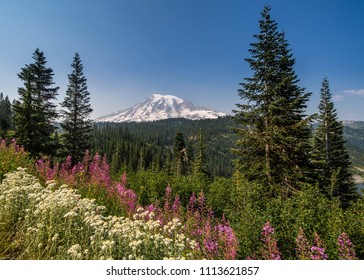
(13, 48, 59, 156)
(193, 129, 209, 180)
(60, 53, 93, 163)
(233, 6, 313, 197)
(313, 78, 357, 207)
(111, 143, 121, 175)
(172, 131, 187, 176)
(0, 93, 12, 137)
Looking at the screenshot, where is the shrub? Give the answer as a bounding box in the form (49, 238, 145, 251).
(0, 139, 32, 181)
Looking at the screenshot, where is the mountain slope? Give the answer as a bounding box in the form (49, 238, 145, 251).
(96, 94, 226, 123)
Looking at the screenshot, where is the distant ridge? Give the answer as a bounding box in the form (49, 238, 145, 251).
(95, 94, 226, 123)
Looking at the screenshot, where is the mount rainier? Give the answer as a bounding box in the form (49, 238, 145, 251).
(95, 94, 226, 123)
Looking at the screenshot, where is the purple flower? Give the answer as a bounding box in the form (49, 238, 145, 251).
(172, 195, 181, 213)
(262, 221, 275, 236)
(188, 192, 197, 212)
(121, 172, 127, 186)
(338, 232, 357, 260)
(203, 240, 218, 253)
(310, 232, 328, 260)
(310, 246, 328, 260)
(260, 221, 281, 260)
(198, 192, 206, 210)
(295, 228, 311, 260)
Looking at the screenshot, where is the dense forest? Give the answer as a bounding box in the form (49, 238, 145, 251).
(92, 117, 236, 178)
(1, 5, 364, 260)
(92, 117, 364, 183)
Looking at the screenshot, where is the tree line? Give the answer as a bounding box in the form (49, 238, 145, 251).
(92, 117, 235, 178)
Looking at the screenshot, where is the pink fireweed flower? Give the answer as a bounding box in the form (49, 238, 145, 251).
(89, 153, 111, 189)
(146, 204, 155, 213)
(163, 185, 172, 212)
(203, 240, 218, 254)
(36, 157, 57, 181)
(121, 172, 127, 186)
(295, 227, 311, 260)
(172, 195, 181, 213)
(197, 192, 206, 212)
(82, 150, 90, 172)
(11, 138, 23, 152)
(338, 232, 357, 260)
(188, 192, 197, 212)
(310, 246, 328, 260)
(142, 204, 156, 221)
(310, 232, 327, 260)
(214, 223, 239, 259)
(262, 221, 275, 236)
(59, 156, 74, 184)
(114, 182, 137, 214)
(260, 221, 281, 260)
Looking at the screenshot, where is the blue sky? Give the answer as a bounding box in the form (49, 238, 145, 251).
(1, 0, 364, 120)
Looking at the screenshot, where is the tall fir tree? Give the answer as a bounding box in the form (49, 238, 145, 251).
(233, 6, 313, 197)
(313, 78, 357, 207)
(13, 48, 59, 156)
(60, 53, 93, 163)
(193, 130, 209, 180)
(172, 131, 187, 176)
(0, 93, 12, 137)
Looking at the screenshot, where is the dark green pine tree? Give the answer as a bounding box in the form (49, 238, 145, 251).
(60, 53, 93, 163)
(111, 143, 121, 175)
(0, 93, 13, 137)
(13, 48, 59, 157)
(313, 78, 357, 207)
(233, 6, 313, 197)
(193, 129, 209, 181)
(172, 131, 187, 176)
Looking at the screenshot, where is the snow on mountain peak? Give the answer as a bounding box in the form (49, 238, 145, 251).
(96, 94, 226, 123)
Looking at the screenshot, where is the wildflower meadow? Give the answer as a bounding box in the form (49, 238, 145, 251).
(0, 139, 362, 260)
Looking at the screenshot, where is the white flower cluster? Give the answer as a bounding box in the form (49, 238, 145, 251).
(0, 167, 43, 227)
(0, 168, 196, 260)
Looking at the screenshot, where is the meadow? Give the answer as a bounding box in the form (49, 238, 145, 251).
(1, 139, 361, 260)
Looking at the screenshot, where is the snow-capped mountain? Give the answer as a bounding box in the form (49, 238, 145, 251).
(96, 94, 226, 123)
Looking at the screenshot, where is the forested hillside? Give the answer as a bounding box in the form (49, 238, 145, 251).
(343, 123, 364, 166)
(92, 117, 236, 178)
(92, 117, 364, 180)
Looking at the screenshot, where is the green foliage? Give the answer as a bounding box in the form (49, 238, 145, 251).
(224, 176, 351, 259)
(313, 78, 357, 207)
(60, 53, 93, 163)
(344, 197, 364, 258)
(265, 184, 344, 259)
(127, 169, 170, 206)
(205, 177, 232, 218)
(0, 139, 32, 181)
(13, 48, 59, 157)
(233, 5, 313, 196)
(343, 125, 364, 166)
(225, 172, 268, 258)
(172, 131, 188, 176)
(127, 170, 207, 209)
(0, 93, 13, 138)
